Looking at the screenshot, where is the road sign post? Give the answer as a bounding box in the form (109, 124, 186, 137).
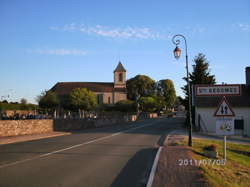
(214, 96, 235, 160)
(215, 118, 234, 160)
(224, 136, 226, 160)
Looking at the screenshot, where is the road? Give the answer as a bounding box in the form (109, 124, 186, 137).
(0, 117, 184, 187)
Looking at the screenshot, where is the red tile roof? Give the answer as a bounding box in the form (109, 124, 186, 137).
(51, 82, 126, 95)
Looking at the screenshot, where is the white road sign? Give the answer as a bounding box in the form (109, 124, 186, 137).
(214, 97, 235, 117)
(216, 119, 234, 135)
(195, 85, 241, 96)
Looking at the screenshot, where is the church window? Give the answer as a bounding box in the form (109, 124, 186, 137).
(97, 94, 103, 104)
(119, 73, 123, 82)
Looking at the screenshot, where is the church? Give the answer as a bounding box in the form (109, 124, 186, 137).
(51, 62, 127, 105)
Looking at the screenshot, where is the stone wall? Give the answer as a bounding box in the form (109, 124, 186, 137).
(0, 113, 158, 137)
(0, 114, 138, 137)
(0, 120, 53, 137)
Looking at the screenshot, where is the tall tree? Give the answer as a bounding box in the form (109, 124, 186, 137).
(37, 91, 59, 112)
(182, 53, 216, 126)
(66, 88, 97, 117)
(182, 53, 216, 99)
(126, 75, 155, 100)
(157, 79, 176, 109)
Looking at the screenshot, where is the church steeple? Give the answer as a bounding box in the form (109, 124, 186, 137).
(114, 62, 126, 88)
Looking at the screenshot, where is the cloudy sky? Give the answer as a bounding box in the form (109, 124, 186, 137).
(0, 0, 250, 103)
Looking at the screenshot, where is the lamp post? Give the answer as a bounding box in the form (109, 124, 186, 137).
(172, 34, 193, 146)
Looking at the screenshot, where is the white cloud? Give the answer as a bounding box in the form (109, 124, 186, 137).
(50, 23, 167, 40)
(28, 49, 87, 56)
(236, 23, 250, 31)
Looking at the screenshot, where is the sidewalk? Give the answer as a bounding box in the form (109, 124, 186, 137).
(0, 132, 71, 145)
(152, 133, 207, 187)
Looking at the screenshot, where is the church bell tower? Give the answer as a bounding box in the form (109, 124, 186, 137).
(114, 62, 126, 88)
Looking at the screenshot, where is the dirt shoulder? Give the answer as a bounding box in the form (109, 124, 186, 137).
(152, 133, 207, 187)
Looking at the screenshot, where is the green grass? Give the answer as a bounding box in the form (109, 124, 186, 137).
(190, 138, 250, 187)
(0, 103, 37, 111)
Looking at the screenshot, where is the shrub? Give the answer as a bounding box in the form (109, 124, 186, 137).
(115, 100, 136, 112)
(204, 144, 217, 152)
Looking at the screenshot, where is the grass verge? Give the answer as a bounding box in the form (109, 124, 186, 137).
(187, 138, 250, 187)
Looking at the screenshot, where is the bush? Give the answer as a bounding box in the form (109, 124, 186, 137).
(204, 144, 217, 152)
(115, 100, 136, 112)
(98, 104, 116, 112)
(139, 96, 157, 112)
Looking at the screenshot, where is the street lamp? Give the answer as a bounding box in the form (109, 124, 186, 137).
(172, 34, 193, 146)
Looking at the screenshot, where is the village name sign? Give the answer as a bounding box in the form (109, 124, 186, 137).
(195, 84, 241, 96)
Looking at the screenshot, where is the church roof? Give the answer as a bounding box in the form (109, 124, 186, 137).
(114, 62, 126, 72)
(51, 82, 126, 95)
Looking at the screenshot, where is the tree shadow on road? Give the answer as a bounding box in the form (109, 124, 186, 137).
(110, 148, 157, 187)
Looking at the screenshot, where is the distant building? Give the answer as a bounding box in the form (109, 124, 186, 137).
(51, 62, 127, 105)
(193, 67, 250, 137)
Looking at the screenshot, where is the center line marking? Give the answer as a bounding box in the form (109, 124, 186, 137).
(0, 122, 156, 169)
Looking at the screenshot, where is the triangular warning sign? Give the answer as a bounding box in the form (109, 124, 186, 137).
(214, 97, 235, 117)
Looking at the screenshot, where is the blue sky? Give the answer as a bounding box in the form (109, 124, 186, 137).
(1, 0, 250, 104)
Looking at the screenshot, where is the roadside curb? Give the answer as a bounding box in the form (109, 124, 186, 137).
(146, 130, 182, 187)
(146, 146, 162, 187)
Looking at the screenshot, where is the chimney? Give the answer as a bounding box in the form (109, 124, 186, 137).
(246, 67, 250, 86)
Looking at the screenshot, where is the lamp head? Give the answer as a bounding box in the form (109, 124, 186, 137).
(173, 46, 181, 59)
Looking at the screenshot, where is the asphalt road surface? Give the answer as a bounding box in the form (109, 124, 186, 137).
(0, 117, 184, 187)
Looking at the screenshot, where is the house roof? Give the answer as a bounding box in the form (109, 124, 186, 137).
(114, 62, 126, 72)
(51, 82, 126, 95)
(194, 84, 250, 107)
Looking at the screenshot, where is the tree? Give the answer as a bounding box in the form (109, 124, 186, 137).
(126, 75, 155, 100)
(157, 79, 176, 109)
(154, 95, 166, 113)
(20, 98, 28, 105)
(182, 53, 216, 100)
(67, 88, 97, 117)
(20, 98, 29, 110)
(139, 96, 157, 112)
(182, 53, 216, 126)
(37, 91, 59, 113)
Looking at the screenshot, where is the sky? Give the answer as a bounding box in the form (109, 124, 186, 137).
(0, 0, 250, 104)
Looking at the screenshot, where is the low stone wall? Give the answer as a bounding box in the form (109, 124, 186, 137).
(0, 116, 138, 137)
(0, 113, 152, 137)
(0, 120, 53, 137)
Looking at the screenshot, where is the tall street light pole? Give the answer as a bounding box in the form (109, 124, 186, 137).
(172, 34, 193, 146)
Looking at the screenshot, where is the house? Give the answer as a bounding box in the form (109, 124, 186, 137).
(51, 62, 127, 106)
(193, 67, 250, 136)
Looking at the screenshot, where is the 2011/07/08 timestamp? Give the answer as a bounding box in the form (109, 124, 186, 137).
(178, 159, 226, 166)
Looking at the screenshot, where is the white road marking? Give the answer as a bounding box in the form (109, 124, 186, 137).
(146, 130, 180, 187)
(0, 122, 156, 169)
(146, 146, 162, 187)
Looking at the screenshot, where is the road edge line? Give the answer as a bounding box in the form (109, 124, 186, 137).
(146, 146, 162, 187)
(146, 130, 181, 187)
